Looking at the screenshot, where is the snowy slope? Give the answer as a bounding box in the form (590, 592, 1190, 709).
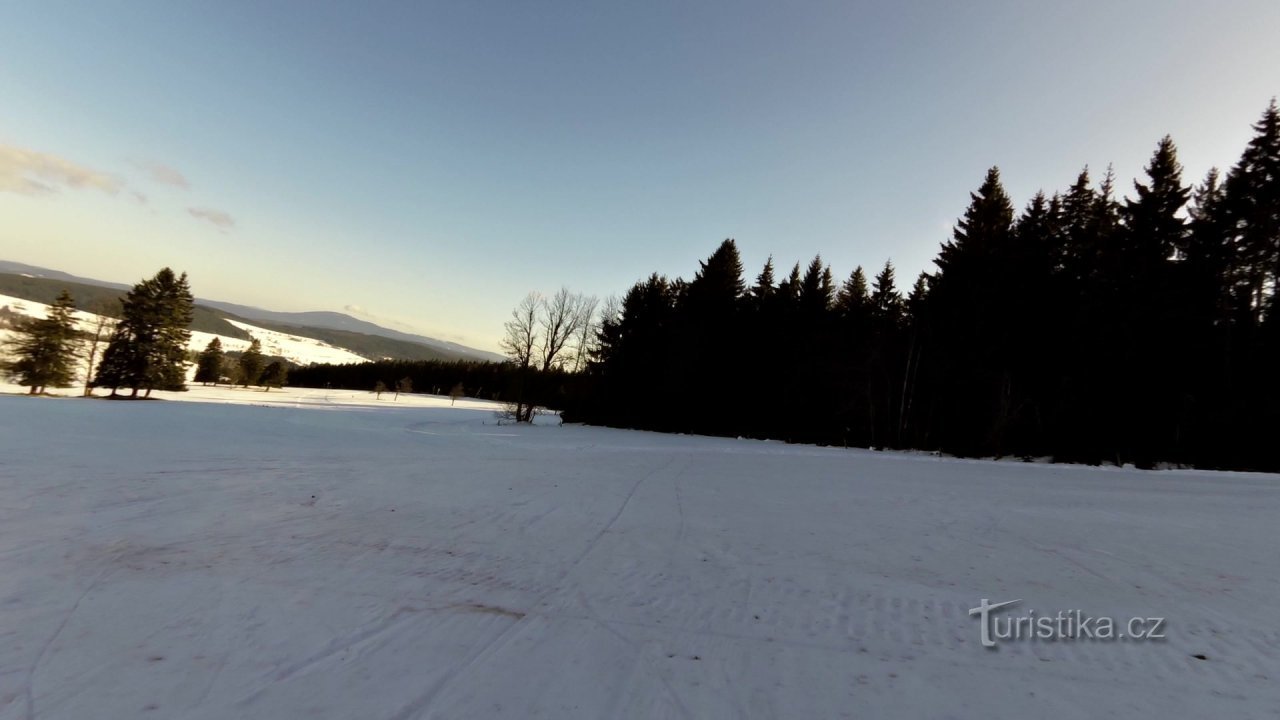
(207, 319, 367, 365)
(0, 390, 1277, 719)
(0, 293, 367, 368)
(0, 292, 117, 332)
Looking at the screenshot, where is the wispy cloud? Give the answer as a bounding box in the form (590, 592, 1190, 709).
(136, 161, 190, 189)
(188, 206, 235, 230)
(0, 143, 122, 196)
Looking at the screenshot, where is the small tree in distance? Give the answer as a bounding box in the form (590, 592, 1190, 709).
(239, 338, 264, 388)
(194, 337, 224, 385)
(220, 356, 240, 386)
(395, 376, 412, 400)
(374, 379, 387, 399)
(260, 360, 287, 391)
(449, 381, 465, 406)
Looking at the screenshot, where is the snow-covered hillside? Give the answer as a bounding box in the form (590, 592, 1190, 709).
(201, 319, 366, 365)
(0, 293, 367, 368)
(0, 389, 1277, 719)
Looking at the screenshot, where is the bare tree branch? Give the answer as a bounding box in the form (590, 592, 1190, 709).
(570, 295, 599, 372)
(501, 292, 541, 370)
(539, 287, 584, 371)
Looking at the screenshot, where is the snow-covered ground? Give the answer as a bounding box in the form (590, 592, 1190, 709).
(1, 389, 1278, 719)
(0, 293, 368, 367)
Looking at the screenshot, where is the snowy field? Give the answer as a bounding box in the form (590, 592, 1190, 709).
(1, 389, 1278, 719)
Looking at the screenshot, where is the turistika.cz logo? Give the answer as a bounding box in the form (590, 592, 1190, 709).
(968, 599, 1166, 648)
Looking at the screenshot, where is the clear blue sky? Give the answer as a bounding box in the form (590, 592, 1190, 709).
(2, 1, 1278, 351)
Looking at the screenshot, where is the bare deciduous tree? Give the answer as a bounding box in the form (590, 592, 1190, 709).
(502, 292, 540, 370)
(81, 300, 118, 397)
(539, 287, 586, 371)
(569, 295, 599, 372)
(501, 288, 598, 420)
(501, 292, 541, 422)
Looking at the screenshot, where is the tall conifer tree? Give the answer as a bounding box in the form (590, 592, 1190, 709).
(4, 290, 78, 394)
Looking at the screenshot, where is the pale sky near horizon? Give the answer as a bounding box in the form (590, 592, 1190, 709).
(2, 1, 1278, 352)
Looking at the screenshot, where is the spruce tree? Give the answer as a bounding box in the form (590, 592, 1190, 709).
(4, 290, 78, 394)
(750, 257, 776, 308)
(1218, 100, 1280, 468)
(905, 273, 929, 316)
(689, 239, 746, 305)
(93, 268, 195, 397)
(194, 337, 224, 385)
(870, 261, 903, 326)
(1058, 169, 1096, 280)
(679, 239, 747, 433)
(927, 167, 1018, 455)
(260, 360, 287, 391)
(239, 339, 264, 387)
(154, 271, 195, 392)
(798, 256, 832, 316)
(834, 266, 870, 319)
(1105, 137, 1191, 465)
(1187, 168, 1231, 295)
(1123, 136, 1189, 274)
(1222, 99, 1280, 321)
(778, 263, 801, 305)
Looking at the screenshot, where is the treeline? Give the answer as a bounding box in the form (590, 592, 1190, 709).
(2, 267, 196, 397)
(566, 102, 1280, 471)
(192, 337, 289, 390)
(288, 359, 579, 409)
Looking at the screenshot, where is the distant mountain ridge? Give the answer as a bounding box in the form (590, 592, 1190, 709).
(0, 260, 504, 363)
(196, 300, 502, 361)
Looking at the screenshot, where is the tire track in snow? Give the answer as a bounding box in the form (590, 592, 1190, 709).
(385, 454, 695, 719)
(383, 612, 529, 720)
(564, 453, 687, 573)
(240, 607, 425, 698)
(22, 567, 114, 720)
(580, 590, 694, 720)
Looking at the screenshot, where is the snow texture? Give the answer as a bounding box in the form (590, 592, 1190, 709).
(0, 386, 1278, 719)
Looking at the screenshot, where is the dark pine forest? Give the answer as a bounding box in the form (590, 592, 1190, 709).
(298, 102, 1280, 471)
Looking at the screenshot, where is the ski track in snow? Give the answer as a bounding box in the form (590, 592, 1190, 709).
(0, 387, 1278, 719)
